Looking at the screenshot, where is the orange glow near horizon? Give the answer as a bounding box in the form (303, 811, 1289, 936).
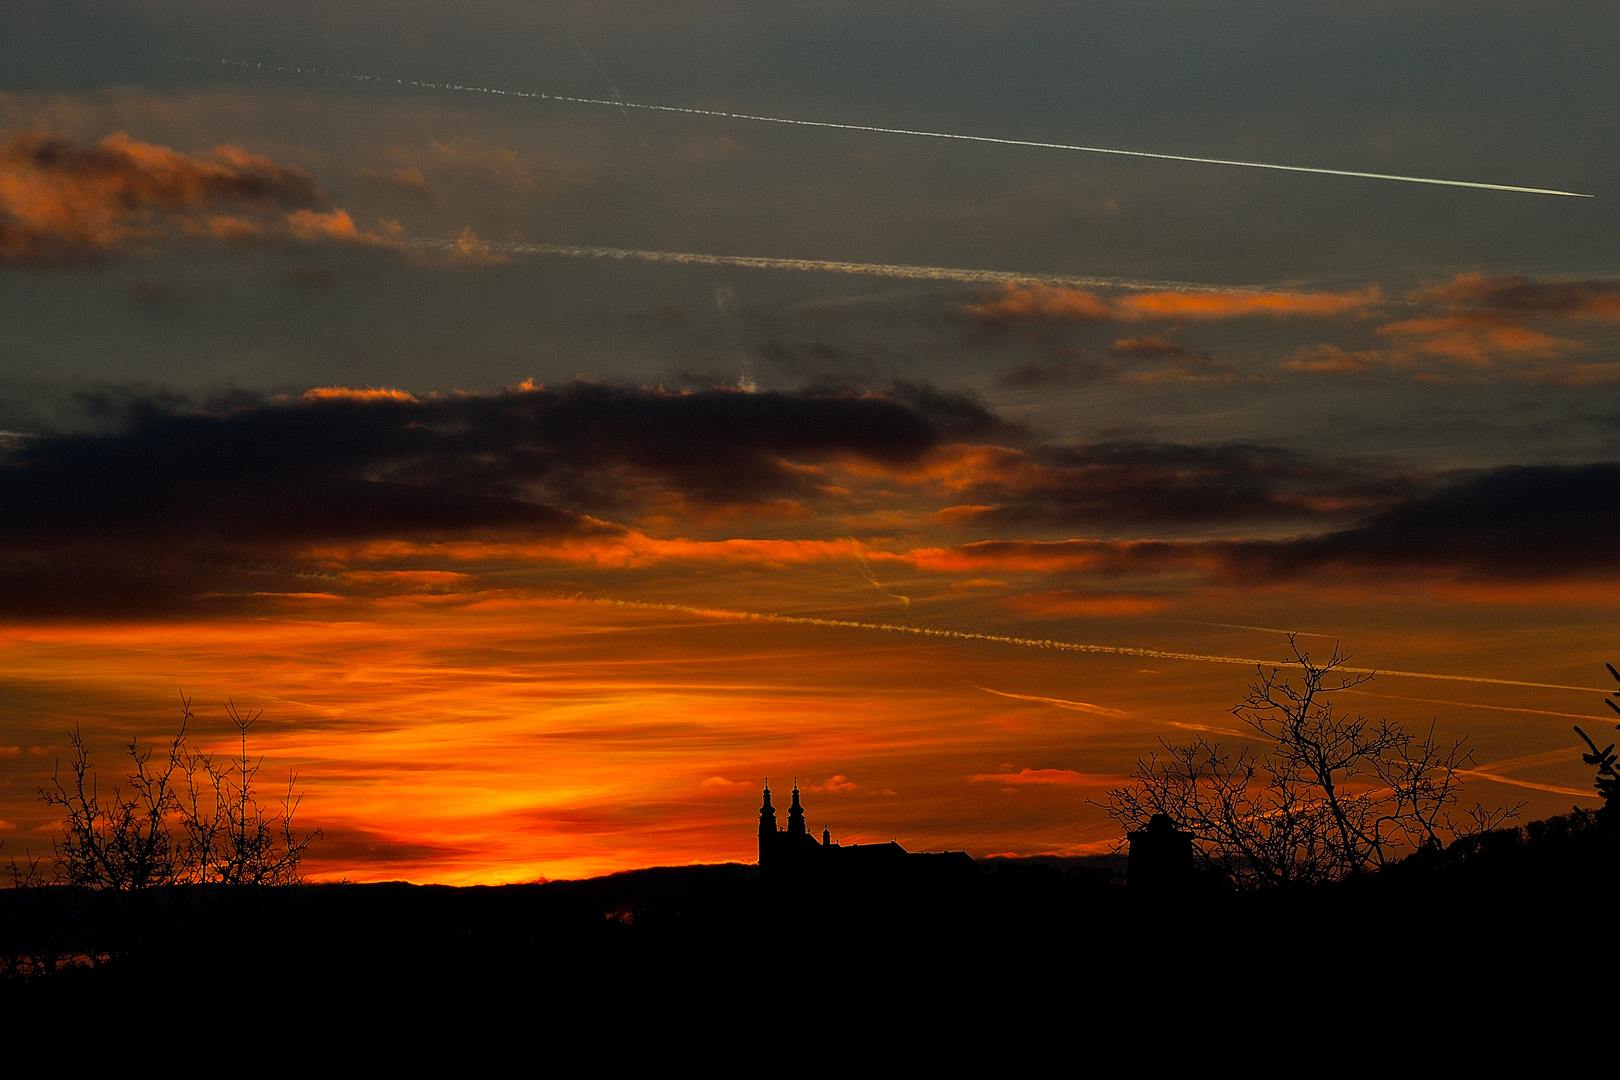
(0, 583, 1610, 885)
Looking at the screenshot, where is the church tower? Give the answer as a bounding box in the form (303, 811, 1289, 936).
(758, 782, 777, 866)
(788, 781, 806, 837)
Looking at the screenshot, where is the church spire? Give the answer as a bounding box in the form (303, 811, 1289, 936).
(758, 781, 777, 865)
(787, 778, 806, 836)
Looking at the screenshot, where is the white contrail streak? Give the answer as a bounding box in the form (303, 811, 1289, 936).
(849, 540, 910, 606)
(584, 598, 1609, 692)
(1179, 620, 1344, 640)
(1341, 689, 1604, 722)
(1455, 770, 1595, 799)
(180, 55, 1593, 198)
(973, 685, 1128, 718)
(411, 236, 1270, 293)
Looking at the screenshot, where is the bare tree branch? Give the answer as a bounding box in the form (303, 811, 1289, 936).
(1105, 636, 1514, 888)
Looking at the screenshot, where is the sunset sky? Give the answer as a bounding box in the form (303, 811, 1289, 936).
(2, 1, 1617, 883)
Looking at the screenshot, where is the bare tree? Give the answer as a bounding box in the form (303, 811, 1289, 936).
(6, 699, 318, 977)
(1105, 637, 1516, 889)
(43, 723, 187, 892)
(41, 697, 318, 891)
(177, 701, 318, 887)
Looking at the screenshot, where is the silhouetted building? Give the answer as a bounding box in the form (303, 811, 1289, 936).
(757, 781, 976, 889)
(1126, 813, 1196, 892)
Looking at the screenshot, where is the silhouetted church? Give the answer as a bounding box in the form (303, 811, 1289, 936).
(757, 781, 976, 888)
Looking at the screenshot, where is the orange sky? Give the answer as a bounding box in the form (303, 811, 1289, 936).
(2, 571, 1609, 884)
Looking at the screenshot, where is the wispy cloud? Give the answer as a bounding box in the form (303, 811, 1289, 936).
(964, 282, 1379, 324)
(971, 768, 1116, 786)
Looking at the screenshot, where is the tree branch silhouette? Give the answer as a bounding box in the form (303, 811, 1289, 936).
(1105, 636, 1516, 888)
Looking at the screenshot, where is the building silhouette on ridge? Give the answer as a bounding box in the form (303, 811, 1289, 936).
(756, 780, 975, 889)
(1125, 812, 1196, 893)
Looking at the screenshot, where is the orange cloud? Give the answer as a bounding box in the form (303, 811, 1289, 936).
(0, 131, 467, 260)
(341, 570, 472, 587)
(0, 130, 318, 259)
(806, 775, 860, 793)
(1276, 273, 1620, 381)
(900, 539, 1212, 576)
(447, 225, 507, 264)
(287, 207, 361, 242)
(964, 283, 1116, 322)
(971, 768, 1113, 786)
(964, 282, 1378, 324)
(315, 533, 865, 571)
(285, 208, 409, 248)
(1375, 314, 1580, 366)
(1116, 287, 1379, 320)
(300, 386, 420, 402)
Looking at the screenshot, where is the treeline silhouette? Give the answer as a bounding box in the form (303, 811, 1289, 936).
(5, 661, 1617, 1041)
(5, 812, 1613, 1034)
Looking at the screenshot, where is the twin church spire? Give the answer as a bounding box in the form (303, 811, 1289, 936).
(756, 778, 976, 887)
(757, 779, 808, 838)
(758, 780, 823, 873)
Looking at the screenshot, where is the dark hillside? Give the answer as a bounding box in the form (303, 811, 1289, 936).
(4, 814, 1613, 1041)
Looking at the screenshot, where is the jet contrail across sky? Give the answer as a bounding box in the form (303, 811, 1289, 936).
(179, 55, 1594, 198)
(588, 598, 1609, 692)
(411, 237, 1278, 294)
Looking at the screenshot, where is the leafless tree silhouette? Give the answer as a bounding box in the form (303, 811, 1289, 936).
(177, 701, 317, 887)
(1105, 637, 1516, 888)
(5, 699, 318, 977)
(44, 724, 187, 892)
(41, 697, 318, 891)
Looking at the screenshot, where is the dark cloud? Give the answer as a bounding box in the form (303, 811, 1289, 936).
(1242, 462, 1620, 580)
(5, 378, 1607, 620)
(0, 380, 1004, 614)
(921, 463, 1620, 585)
(939, 441, 1416, 531)
(3, 380, 998, 536)
(1412, 274, 1620, 319)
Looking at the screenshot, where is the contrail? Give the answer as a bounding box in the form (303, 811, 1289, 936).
(1179, 620, 1343, 640)
(179, 54, 1593, 198)
(850, 541, 910, 606)
(1455, 770, 1594, 799)
(1341, 688, 1605, 722)
(408, 237, 1271, 294)
(584, 598, 1609, 691)
(973, 685, 1127, 718)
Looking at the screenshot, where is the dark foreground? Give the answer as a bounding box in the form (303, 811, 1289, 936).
(5, 813, 1614, 1048)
